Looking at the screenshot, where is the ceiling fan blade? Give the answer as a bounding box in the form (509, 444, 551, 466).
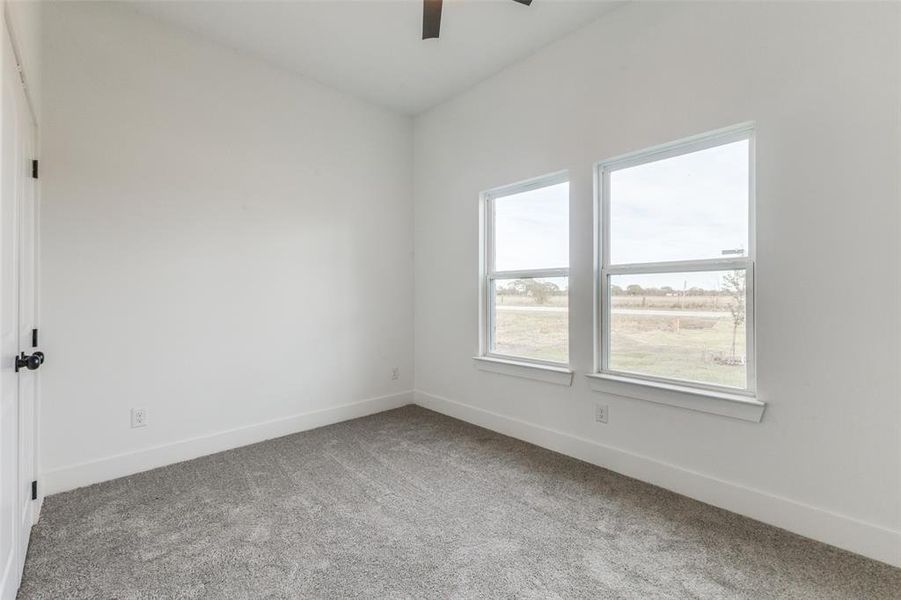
(423, 0, 443, 39)
(512, 0, 533, 5)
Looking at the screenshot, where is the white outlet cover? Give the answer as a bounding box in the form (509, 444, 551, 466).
(131, 408, 147, 428)
(595, 404, 608, 424)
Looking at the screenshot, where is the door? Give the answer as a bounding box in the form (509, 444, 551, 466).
(0, 16, 39, 600)
(15, 51, 37, 579)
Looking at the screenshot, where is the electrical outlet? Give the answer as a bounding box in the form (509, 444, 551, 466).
(131, 408, 147, 428)
(391, 367, 400, 381)
(595, 404, 608, 424)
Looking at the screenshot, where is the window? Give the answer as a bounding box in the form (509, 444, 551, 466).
(481, 173, 569, 366)
(596, 125, 755, 395)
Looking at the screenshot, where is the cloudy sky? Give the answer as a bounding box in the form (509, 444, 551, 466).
(492, 139, 749, 292)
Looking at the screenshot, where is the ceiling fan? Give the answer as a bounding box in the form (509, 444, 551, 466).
(423, 0, 533, 40)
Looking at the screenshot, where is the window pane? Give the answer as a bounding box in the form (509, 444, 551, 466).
(494, 182, 568, 271)
(609, 139, 749, 265)
(608, 271, 746, 388)
(492, 277, 568, 363)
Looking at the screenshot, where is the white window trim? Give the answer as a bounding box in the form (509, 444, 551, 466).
(592, 123, 761, 418)
(473, 356, 574, 386)
(477, 171, 571, 380)
(586, 373, 764, 422)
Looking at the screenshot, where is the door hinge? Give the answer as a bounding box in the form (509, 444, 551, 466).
(31, 480, 37, 500)
(31, 159, 38, 179)
(32, 328, 38, 348)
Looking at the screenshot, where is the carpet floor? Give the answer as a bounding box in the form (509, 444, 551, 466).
(18, 405, 901, 599)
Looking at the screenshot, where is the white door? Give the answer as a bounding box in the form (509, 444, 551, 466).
(0, 16, 39, 600)
(15, 52, 37, 578)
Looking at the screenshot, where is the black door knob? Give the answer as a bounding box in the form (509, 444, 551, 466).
(15, 351, 44, 372)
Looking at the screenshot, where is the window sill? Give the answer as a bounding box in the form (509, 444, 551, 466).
(586, 373, 765, 422)
(473, 356, 574, 386)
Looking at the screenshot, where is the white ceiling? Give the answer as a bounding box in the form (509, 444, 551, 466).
(127, 0, 621, 115)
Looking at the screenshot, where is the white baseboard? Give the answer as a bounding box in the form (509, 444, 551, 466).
(43, 391, 413, 496)
(32, 495, 42, 525)
(414, 390, 901, 568)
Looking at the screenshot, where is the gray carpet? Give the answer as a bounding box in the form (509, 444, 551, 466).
(18, 405, 901, 599)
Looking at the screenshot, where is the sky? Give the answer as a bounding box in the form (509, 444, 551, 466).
(492, 140, 749, 291)
(494, 181, 569, 272)
(610, 139, 749, 266)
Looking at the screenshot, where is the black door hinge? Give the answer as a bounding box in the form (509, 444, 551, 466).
(32, 328, 38, 348)
(31, 480, 37, 500)
(31, 159, 38, 179)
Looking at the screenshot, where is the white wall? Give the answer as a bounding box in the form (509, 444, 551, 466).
(40, 2, 414, 492)
(3, 0, 40, 123)
(413, 1, 901, 566)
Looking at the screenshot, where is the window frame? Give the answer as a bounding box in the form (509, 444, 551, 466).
(594, 124, 757, 398)
(479, 170, 570, 369)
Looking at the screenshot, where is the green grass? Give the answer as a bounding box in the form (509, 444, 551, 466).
(493, 310, 568, 363)
(493, 307, 746, 388)
(609, 314, 746, 388)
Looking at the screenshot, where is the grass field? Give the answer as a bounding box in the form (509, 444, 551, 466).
(611, 294, 740, 311)
(609, 313, 746, 388)
(493, 309, 569, 363)
(496, 293, 740, 312)
(493, 293, 746, 388)
(495, 293, 568, 308)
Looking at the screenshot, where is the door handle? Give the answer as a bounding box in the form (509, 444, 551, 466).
(15, 351, 44, 372)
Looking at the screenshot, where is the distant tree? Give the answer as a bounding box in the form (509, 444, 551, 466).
(496, 282, 513, 303)
(661, 286, 674, 295)
(531, 281, 553, 305)
(722, 271, 746, 359)
(611, 285, 624, 296)
(626, 284, 643, 296)
(513, 279, 559, 305)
